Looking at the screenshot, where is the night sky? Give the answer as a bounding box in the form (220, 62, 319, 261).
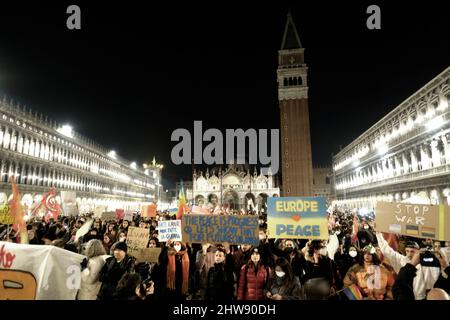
(0, 1, 449, 188)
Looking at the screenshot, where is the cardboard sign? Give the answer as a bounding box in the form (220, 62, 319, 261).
(124, 211, 134, 221)
(126, 227, 150, 257)
(267, 197, 329, 240)
(375, 202, 450, 241)
(191, 205, 210, 215)
(93, 205, 106, 218)
(0, 205, 14, 225)
(135, 247, 161, 263)
(101, 211, 116, 222)
(158, 220, 182, 242)
(61, 191, 79, 217)
(182, 214, 259, 245)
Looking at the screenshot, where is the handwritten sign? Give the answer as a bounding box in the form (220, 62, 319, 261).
(267, 197, 328, 239)
(182, 214, 259, 245)
(375, 202, 450, 241)
(135, 247, 161, 263)
(0, 205, 14, 225)
(101, 211, 116, 222)
(124, 211, 134, 221)
(158, 220, 182, 242)
(126, 227, 150, 256)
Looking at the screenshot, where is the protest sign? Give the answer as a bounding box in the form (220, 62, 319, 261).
(134, 247, 161, 263)
(124, 211, 134, 221)
(116, 209, 125, 221)
(182, 214, 259, 245)
(75, 219, 94, 242)
(191, 205, 210, 215)
(267, 197, 328, 240)
(126, 227, 150, 256)
(0, 241, 84, 300)
(93, 205, 106, 218)
(0, 204, 14, 224)
(101, 211, 116, 222)
(375, 201, 450, 241)
(158, 220, 182, 242)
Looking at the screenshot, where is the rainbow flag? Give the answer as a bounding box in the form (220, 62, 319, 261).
(176, 181, 188, 220)
(343, 284, 363, 300)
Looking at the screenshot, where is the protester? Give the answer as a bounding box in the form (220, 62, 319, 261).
(98, 242, 136, 300)
(78, 239, 109, 300)
(205, 246, 235, 301)
(237, 248, 271, 300)
(195, 243, 216, 299)
(266, 257, 302, 300)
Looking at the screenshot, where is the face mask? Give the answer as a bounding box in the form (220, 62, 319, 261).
(275, 271, 285, 278)
(319, 248, 328, 256)
(335, 230, 341, 235)
(259, 234, 266, 240)
(349, 250, 357, 258)
(364, 225, 369, 230)
(174, 245, 182, 252)
(285, 247, 293, 253)
(119, 237, 126, 242)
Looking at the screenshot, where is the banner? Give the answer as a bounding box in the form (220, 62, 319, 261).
(75, 219, 94, 242)
(158, 220, 182, 242)
(267, 197, 328, 239)
(134, 247, 161, 263)
(191, 205, 210, 215)
(0, 241, 84, 300)
(101, 211, 116, 222)
(93, 205, 106, 218)
(124, 211, 134, 221)
(375, 201, 450, 241)
(182, 214, 259, 245)
(0, 205, 14, 225)
(126, 227, 149, 257)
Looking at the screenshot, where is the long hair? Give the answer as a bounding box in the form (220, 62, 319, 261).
(358, 251, 381, 266)
(274, 257, 294, 282)
(85, 239, 106, 258)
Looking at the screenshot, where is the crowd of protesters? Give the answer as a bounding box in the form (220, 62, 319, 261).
(1, 207, 450, 301)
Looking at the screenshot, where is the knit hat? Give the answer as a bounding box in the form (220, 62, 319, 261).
(114, 241, 128, 253)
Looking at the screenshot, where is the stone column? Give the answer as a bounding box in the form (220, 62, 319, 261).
(430, 139, 442, 167)
(441, 134, 450, 165)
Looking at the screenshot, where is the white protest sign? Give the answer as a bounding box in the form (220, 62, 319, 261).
(158, 220, 182, 242)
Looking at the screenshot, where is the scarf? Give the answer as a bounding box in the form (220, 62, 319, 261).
(167, 248, 190, 295)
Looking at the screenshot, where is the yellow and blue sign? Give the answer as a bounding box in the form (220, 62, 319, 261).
(267, 197, 329, 240)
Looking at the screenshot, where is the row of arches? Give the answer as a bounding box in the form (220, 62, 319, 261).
(283, 76, 303, 87)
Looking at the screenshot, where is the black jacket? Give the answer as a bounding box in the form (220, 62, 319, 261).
(98, 255, 136, 300)
(206, 256, 235, 301)
(393, 263, 417, 300)
(433, 266, 450, 294)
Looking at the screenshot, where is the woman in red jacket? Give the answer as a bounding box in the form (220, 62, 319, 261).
(237, 248, 271, 300)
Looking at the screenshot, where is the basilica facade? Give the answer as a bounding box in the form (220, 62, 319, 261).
(192, 164, 280, 212)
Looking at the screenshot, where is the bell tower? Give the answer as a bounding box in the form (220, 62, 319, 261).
(278, 11, 313, 196)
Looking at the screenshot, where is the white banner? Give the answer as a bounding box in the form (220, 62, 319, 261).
(0, 242, 84, 300)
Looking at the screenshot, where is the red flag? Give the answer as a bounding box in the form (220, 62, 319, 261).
(33, 188, 62, 223)
(9, 176, 28, 244)
(383, 232, 399, 252)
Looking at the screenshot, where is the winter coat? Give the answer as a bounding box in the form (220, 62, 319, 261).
(195, 248, 216, 298)
(98, 254, 136, 300)
(237, 263, 270, 300)
(376, 233, 440, 299)
(344, 263, 394, 300)
(77, 255, 109, 300)
(392, 263, 417, 300)
(267, 275, 302, 300)
(206, 258, 235, 302)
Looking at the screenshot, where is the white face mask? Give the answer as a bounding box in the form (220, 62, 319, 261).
(259, 234, 266, 240)
(319, 248, 328, 256)
(364, 225, 369, 230)
(335, 230, 341, 235)
(119, 237, 126, 242)
(275, 271, 285, 278)
(174, 245, 182, 252)
(349, 250, 357, 258)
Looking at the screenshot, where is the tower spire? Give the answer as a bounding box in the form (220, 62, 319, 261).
(281, 10, 302, 50)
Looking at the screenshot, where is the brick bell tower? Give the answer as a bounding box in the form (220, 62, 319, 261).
(278, 11, 313, 196)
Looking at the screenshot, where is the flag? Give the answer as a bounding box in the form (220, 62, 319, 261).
(383, 232, 399, 252)
(32, 188, 62, 223)
(176, 181, 187, 220)
(351, 212, 359, 243)
(9, 176, 28, 244)
(342, 284, 363, 300)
